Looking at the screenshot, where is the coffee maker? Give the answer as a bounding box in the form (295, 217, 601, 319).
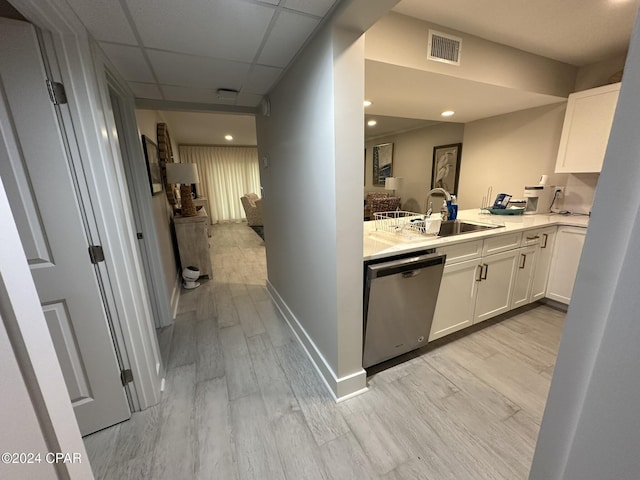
(523, 185, 554, 214)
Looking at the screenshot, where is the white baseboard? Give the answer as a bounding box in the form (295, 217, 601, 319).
(266, 281, 367, 402)
(170, 273, 181, 320)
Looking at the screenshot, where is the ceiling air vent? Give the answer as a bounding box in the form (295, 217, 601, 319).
(427, 30, 462, 66)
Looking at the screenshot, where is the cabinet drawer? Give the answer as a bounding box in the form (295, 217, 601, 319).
(437, 240, 482, 264)
(521, 226, 556, 247)
(482, 232, 522, 256)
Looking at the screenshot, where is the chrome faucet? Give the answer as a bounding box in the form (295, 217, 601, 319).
(425, 188, 452, 217)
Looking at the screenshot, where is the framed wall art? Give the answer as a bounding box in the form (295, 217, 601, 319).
(142, 135, 163, 195)
(432, 143, 462, 195)
(373, 142, 393, 186)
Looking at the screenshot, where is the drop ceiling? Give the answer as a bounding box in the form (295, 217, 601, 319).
(9, 0, 639, 142)
(63, 0, 339, 110)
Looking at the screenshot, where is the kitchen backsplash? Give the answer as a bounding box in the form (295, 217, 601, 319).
(557, 173, 599, 215)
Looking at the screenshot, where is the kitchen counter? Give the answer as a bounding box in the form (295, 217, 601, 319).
(364, 209, 589, 261)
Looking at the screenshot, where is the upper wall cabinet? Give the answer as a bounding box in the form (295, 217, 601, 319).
(555, 82, 621, 173)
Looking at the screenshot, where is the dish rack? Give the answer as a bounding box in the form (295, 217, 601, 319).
(374, 211, 441, 239)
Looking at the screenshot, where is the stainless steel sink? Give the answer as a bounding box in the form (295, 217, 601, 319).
(438, 220, 502, 237)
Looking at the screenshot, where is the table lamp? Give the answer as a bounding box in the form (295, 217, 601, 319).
(166, 163, 200, 216)
(385, 176, 402, 196)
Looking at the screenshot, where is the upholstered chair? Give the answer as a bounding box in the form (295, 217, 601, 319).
(240, 193, 263, 226)
(364, 192, 389, 219)
(369, 196, 401, 216)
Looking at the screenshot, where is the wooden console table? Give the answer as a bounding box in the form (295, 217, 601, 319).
(173, 209, 211, 278)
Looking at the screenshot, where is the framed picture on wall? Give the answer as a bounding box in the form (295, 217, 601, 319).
(432, 143, 462, 195)
(373, 142, 393, 186)
(142, 135, 163, 195)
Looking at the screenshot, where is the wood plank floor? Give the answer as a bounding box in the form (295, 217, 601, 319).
(84, 223, 566, 480)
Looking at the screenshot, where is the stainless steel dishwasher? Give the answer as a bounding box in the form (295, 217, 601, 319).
(363, 251, 446, 368)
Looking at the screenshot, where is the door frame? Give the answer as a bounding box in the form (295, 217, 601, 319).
(12, 0, 163, 411)
(104, 65, 173, 331)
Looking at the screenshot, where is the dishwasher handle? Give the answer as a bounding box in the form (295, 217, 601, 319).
(367, 253, 446, 280)
(401, 270, 422, 278)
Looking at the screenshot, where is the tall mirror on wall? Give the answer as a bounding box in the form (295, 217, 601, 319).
(372, 142, 393, 186)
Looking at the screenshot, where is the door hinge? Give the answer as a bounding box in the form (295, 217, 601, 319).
(46, 80, 68, 105)
(137, 232, 144, 239)
(120, 369, 134, 386)
(88, 245, 105, 264)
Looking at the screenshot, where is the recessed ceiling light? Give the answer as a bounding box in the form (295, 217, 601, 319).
(225, 134, 233, 141)
(363, 100, 372, 107)
(367, 120, 377, 127)
(441, 110, 455, 117)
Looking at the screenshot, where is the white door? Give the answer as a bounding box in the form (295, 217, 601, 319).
(429, 258, 479, 341)
(546, 227, 587, 304)
(0, 19, 130, 435)
(510, 245, 538, 309)
(474, 249, 519, 324)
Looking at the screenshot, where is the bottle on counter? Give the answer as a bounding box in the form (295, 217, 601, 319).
(440, 200, 449, 221)
(449, 195, 458, 220)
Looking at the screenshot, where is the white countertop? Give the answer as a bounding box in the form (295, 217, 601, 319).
(363, 209, 589, 261)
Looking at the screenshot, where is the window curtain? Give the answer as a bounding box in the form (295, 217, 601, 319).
(178, 146, 260, 223)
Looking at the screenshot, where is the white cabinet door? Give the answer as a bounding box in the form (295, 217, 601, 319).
(511, 245, 538, 309)
(429, 259, 480, 341)
(546, 226, 587, 304)
(555, 83, 620, 173)
(474, 249, 519, 324)
(531, 227, 556, 301)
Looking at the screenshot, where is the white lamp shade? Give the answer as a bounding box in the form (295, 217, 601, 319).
(166, 162, 200, 184)
(385, 177, 402, 191)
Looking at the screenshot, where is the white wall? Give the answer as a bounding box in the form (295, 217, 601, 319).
(256, 0, 398, 399)
(365, 122, 464, 213)
(459, 103, 568, 210)
(256, 22, 366, 398)
(135, 110, 180, 305)
(575, 54, 627, 92)
(530, 10, 640, 479)
(366, 12, 576, 97)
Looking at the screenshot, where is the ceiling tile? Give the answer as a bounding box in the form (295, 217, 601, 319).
(148, 50, 250, 90)
(243, 65, 283, 94)
(160, 85, 221, 104)
(65, 0, 137, 44)
(126, 0, 275, 62)
(99, 43, 155, 83)
(128, 82, 163, 100)
(258, 10, 319, 67)
(283, 0, 337, 17)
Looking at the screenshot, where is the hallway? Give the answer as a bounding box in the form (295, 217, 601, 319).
(84, 223, 565, 479)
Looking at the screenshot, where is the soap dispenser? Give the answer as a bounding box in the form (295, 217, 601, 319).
(449, 195, 458, 220)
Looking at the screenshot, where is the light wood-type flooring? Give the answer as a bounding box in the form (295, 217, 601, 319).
(84, 223, 566, 480)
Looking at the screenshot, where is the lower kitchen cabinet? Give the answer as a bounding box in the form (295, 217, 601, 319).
(546, 226, 586, 304)
(510, 245, 538, 309)
(531, 227, 556, 301)
(429, 224, 583, 341)
(474, 249, 519, 324)
(429, 258, 479, 341)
